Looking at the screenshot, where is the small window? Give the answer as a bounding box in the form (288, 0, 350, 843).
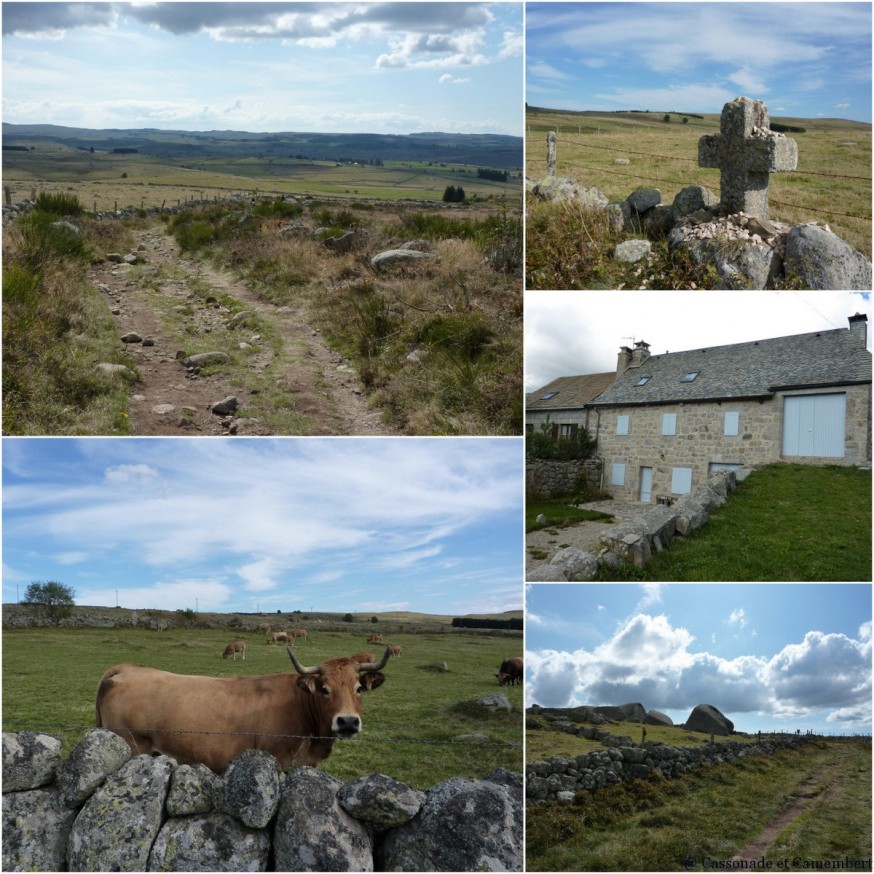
(540, 391, 558, 400)
(559, 424, 577, 438)
(681, 371, 700, 382)
(611, 463, 626, 486)
(616, 415, 630, 436)
(671, 467, 693, 494)
(662, 413, 677, 436)
(634, 375, 651, 386)
(724, 411, 740, 436)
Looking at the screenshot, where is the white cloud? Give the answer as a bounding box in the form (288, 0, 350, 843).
(53, 551, 89, 566)
(77, 579, 233, 612)
(104, 463, 159, 485)
(729, 68, 768, 94)
(527, 60, 571, 81)
(527, 613, 871, 729)
(635, 583, 662, 611)
(728, 608, 748, 629)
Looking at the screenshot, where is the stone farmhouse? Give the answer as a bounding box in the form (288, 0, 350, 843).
(527, 314, 871, 503)
(526, 372, 616, 437)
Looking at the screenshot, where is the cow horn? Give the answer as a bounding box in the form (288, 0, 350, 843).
(287, 647, 319, 675)
(357, 646, 391, 672)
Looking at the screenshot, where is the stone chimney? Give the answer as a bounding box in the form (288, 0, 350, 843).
(630, 340, 651, 368)
(848, 313, 868, 347)
(617, 346, 632, 375)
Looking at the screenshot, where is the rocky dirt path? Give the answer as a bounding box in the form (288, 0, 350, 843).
(90, 223, 396, 436)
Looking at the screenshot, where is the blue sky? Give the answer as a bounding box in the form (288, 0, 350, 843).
(525, 290, 872, 392)
(527, 2, 872, 122)
(526, 584, 873, 735)
(2, 437, 524, 616)
(2, 2, 523, 135)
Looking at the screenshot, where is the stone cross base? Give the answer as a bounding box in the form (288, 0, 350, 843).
(699, 97, 797, 219)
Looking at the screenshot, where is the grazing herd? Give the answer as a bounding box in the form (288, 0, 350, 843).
(92, 619, 522, 775)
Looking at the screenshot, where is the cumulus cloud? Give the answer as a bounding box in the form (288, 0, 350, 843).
(728, 608, 748, 629)
(527, 612, 871, 729)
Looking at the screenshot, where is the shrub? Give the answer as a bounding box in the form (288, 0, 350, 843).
(527, 417, 597, 461)
(34, 191, 83, 216)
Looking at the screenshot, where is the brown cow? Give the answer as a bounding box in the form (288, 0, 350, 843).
(222, 640, 247, 661)
(495, 657, 523, 686)
(95, 647, 391, 773)
(289, 628, 309, 646)
(267, 631, 289, 645)
(388, 645, 402, 658)
(367, 633, 384, 644)
(254, 623, 271, 635)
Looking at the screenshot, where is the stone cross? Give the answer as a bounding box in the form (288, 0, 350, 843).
(547, 131, 557, 178)
(698, 96, 797, 219)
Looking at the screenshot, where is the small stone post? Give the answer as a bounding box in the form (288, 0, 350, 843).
(698, 96, 797, 219)
(546, 131, 557, 178)
(4, 186, 11, 207)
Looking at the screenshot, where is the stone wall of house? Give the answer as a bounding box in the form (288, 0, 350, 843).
(526, 458, 603, 499)
(595, 385, 871, 501)
(2, 730, 522, 872)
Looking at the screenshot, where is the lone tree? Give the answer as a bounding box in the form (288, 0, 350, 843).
(23, 581, 75, 625)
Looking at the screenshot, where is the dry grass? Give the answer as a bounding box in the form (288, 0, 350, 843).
(527, 109, 872, 258)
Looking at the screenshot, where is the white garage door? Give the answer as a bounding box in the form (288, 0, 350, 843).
(782, 393, 846, 458)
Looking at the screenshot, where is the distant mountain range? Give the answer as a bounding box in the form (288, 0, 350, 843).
(2, 123, 523, 168)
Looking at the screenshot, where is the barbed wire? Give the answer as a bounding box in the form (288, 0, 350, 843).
(547, 134, 873, 182)
(552, 150, 872, 224)
(3, 720, 522, 750)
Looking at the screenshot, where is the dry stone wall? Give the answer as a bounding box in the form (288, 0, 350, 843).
(2, 730, 522, 872)
(525, 722, 816, 804)
(526, 459, 603, 500)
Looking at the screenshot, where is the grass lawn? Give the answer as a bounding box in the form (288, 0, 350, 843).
(2, 623, 523, 789)
(526, 499, 614, 533)
(627, 464, 871, 581)
(526, 739, 872, 871)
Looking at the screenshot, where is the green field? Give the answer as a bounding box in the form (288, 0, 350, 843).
(3, 140, 522, 208)
(2, 621, 523, 788)
(526, 108, 872, 258)
(527, 737, 872, 871)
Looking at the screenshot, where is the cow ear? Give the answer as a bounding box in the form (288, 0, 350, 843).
(360, 671, 385, 692)
(297, 676, 320, 695)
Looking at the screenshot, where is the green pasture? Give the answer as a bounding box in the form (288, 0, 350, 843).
(3, 142, 521, 208)
(1, 624, 523, 789)
(527, 738, 872, 871)
(526, 108, 872, 257)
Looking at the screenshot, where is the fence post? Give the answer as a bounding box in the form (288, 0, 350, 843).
(4, 186, 11, 207)
(547, 132, 557, 178)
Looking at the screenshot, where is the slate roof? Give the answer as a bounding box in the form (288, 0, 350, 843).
(589, 324, 871, 408)
(527, 372, 617, 411)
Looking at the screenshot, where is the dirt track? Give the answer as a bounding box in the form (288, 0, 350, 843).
(91, 222, 396, 436)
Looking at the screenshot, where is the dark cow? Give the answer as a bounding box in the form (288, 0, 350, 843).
(495, 657, 523, 686)
(95, 647, 391, 773)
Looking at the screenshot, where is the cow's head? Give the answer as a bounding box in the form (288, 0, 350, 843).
(288, 647, 389, 737)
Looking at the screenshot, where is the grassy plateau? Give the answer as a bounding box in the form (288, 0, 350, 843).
(526, 734, 872, 871)
(2, 615, 523, 789)
(526, 108, 872, 288)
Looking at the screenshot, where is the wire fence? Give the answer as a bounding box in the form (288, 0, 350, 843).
(3, 719, 522, 750)
(534, 132, 872, 225)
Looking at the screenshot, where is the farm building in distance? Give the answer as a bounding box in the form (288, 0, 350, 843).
(526, 314, 872, 503)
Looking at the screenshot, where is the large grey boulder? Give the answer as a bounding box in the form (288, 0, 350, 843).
(549, 547, 599, 581)
(339, 774, 425, 831)
(222, 749, 281, 829)
(166, 763, 220, 816)
(645, 709, 674, 727)
(685, 704, 734, 736)
(532, 177, 608, 207)
(639, 504, 678, 552)
(672, 495, 709, 537)
(626, 188, 661, 214)
(380, 777, 522, 872)
(597, 521, 652, 567)
(3, 788, 78, 872)
(147, 813, 271, 872)
(55, 728, 131, 808)
(784, 224, 872, 290)
(67, 754, 174, 871)
(273, 767, 373, 871)
(672, 185, 718, 219)
(594, 703, 646, 723)
(526, 564, 568, 581)
(2, 732, 63, 791)
(371, 249, 437, 272)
